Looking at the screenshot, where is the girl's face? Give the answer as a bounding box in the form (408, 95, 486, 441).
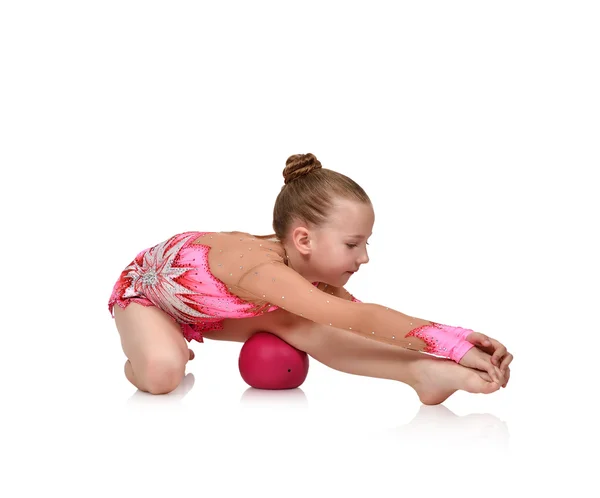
(309, 198, 374, 287)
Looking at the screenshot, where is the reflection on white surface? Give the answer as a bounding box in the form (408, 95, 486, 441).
(122, 371, 509, 455)
(377, 403, 510, 451)
(239, 386, 309, 408)
(126, 372, 197, 406)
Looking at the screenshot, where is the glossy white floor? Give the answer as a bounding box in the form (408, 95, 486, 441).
(2, 2, 598, 496)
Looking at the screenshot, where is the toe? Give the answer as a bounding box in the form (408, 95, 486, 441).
(483, 381, 501, 394)
(475, 370, 493, 382)
(467, 373, 500, 394)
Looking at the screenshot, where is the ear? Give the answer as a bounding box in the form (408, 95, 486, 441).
(291, 226, 312, 256)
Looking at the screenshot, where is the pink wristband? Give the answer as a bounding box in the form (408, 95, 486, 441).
(405, 322, 475, 363)
(432, 323, 474, 340)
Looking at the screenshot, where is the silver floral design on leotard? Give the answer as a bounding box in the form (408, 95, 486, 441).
(123, 233, 212, 322)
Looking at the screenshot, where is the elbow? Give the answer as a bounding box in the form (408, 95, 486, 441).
(273, 308, 309, 331)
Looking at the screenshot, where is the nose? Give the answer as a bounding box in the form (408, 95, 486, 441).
(357, 248, 369, 266)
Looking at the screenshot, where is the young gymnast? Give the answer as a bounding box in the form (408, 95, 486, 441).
(108, 153, 513, 404)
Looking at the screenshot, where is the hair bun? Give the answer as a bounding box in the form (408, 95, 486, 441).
(283, 153, 322, 184)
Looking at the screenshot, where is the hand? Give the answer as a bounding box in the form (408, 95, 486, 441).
(465, 332, 513, 387)
(458, 346, 505, 386)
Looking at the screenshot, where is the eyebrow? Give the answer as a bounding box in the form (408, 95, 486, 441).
(347, 234, 372, 239)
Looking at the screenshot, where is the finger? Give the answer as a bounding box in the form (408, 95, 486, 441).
(472, 333, 499, 357)
(500, 353, 513, 371)
(491, 344, 507, 366)
(490, 365, 504, 385)
(478, 358, 501, 384)
(474, 369, 493, 382)
(502, 366, 511, 388)
(469, 332, 492, 346)
(468, 348, 501, 384)
(494, 364, 505, 385)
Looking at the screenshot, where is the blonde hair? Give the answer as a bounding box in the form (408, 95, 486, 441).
(272, 153, 371, 240)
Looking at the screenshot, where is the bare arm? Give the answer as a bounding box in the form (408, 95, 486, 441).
(202, 308, 297, 343)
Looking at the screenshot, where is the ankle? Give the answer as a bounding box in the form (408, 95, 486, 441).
(405, 354, 431, 388)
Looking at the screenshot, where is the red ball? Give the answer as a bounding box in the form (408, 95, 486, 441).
(238, 332, 309, 389)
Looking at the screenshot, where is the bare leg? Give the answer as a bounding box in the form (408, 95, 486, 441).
(113, 303, 190, 394)
(275, 317, 499, 405)
(124, 359, 139, 389)
(205, 311, 500, 405)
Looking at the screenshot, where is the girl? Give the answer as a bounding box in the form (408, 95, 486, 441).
(108, 153, 513, 404)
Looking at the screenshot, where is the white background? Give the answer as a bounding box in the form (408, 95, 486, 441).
(1, 1, 598, 496)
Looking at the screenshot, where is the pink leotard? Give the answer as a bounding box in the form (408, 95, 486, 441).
(108, 231, 474, 361)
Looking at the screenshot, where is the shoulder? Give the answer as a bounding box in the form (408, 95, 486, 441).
(218, 231, 285, 260)
(205, 231, 286, 284)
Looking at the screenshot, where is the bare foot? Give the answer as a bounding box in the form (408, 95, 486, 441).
(409, 355, 501, 405)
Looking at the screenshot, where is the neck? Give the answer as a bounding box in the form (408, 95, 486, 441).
(282, 243, 319, 283)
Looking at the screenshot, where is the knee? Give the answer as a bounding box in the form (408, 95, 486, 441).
(140, 355, 186, 395)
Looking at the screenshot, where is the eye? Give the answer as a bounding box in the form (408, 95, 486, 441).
(346, 244, 357, 248)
